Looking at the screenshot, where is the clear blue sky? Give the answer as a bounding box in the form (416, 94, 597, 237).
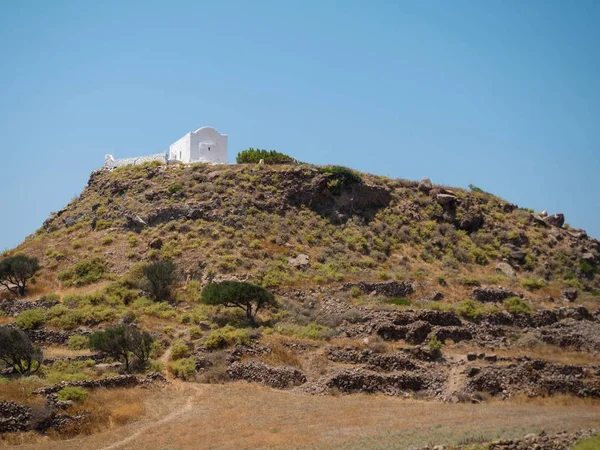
(1, 0, 598, 250)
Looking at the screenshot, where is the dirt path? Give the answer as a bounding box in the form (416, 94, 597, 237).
(13, 383, 600, 450)
(100, 384, 204, 450)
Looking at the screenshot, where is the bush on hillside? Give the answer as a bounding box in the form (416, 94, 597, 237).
(236, 148, 296, 165)
(503, 296, 531, 315)
(57, 386, 88, 403)
(16, 308, 45, 330)
(142, 260, 177, 302)
(58, 258, 106, 287)
(317, 166, 362, 195)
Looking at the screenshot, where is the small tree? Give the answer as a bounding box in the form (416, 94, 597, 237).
(0, 326, 43, 376)
(143, 260, 176, 302)
(0, 255, 40, 297)
(201, 281, 277, 324)
(89, 325, 155, 371)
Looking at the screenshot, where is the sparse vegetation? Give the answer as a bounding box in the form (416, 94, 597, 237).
(58, 257, 106, 287)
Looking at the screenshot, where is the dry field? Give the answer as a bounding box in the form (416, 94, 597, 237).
(5, 382, 600, 450)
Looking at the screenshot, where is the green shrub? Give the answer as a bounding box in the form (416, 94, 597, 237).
(388, 298, 411, 306)
(455, 300, 485, 320)
(142, 260, 176, 302)
(101, 236, 114, 246)
(204, 326, 251, 350)
(16, 309, 45, 330)
(428, 334, 443, 352)
(189, 327, 203, 340)
(170, 341, 189, 360)
(520, 277, 546, 291)
(67, 334, 89, 350)
(168, 184, 184, 194)
(317, 166, 361, 195)
(236, 148, 295, 165)
(57, 386, 88, 403)
(503, 297, 531, 315)
(580, 260, 596, 275)
(58, 258, 106, 287)
(168, 357, 196, 381)
(350, 286, 362, 299)
(458, 277, 481, 287)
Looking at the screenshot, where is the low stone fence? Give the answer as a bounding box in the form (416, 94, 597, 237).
(228, 361, 306, 389)
(342, 281, 414, 297)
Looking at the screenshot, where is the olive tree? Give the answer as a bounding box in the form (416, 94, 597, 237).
(0, 255, 40, 297)
(201, 281, 277, 323)
(0, 326, 43, 376)
(89, 325, 154, 371)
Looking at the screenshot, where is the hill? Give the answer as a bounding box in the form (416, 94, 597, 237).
(1, 161, 600, 449)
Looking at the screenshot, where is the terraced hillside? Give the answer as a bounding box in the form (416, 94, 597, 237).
(1, 161, 599, 449)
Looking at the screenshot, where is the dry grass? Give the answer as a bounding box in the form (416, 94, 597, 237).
(10, 382, 600, 450)
(43, 347, 93, 359)
(489, 343, 600, 366)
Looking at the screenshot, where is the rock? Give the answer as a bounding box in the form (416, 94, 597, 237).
(484, 354, 497, 362)
(496, 262, 516, 278)
(288, 254, 310, 268)
(561, 289, 578, 302)
(149, 238, 163, 249)
(125, 213, 147, 229)
(467, 353, 477, 361)
(539, 210, 548, 218)
(582, 252, 596, 263)
(405, 321, 432, 345)
(543, 213, 565, 228)
(436, 194, 457, 206)
(466, 366, 480, 377)
(503, 244, 527, 261)
(418, 177, 433, 193)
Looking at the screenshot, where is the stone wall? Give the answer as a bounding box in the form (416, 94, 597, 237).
(104, 152, 168, 169)
(0, 401, 31, 433)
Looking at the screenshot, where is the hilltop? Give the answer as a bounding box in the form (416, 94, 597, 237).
(1, 161, 600, 449)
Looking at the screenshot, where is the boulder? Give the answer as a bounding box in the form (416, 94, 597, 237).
(495, 262, 516, 278)
(125, 213, 147, 229)
(418, 177, 433, 193)
(502, 244, 526, 262)
(405, 321, 431, 345)
(436, 194, 457, 206)
(543, 213, 565, 228)
(288, 254, 310, 268)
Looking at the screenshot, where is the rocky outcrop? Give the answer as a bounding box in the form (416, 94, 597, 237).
(543, 213, 565, 228)
(342, 281, 414, 298)
(228, 361, 306, 389)
(326, 347, 419, 371)
(418, 177, 433, 193)
(471, 286, 520, 303)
